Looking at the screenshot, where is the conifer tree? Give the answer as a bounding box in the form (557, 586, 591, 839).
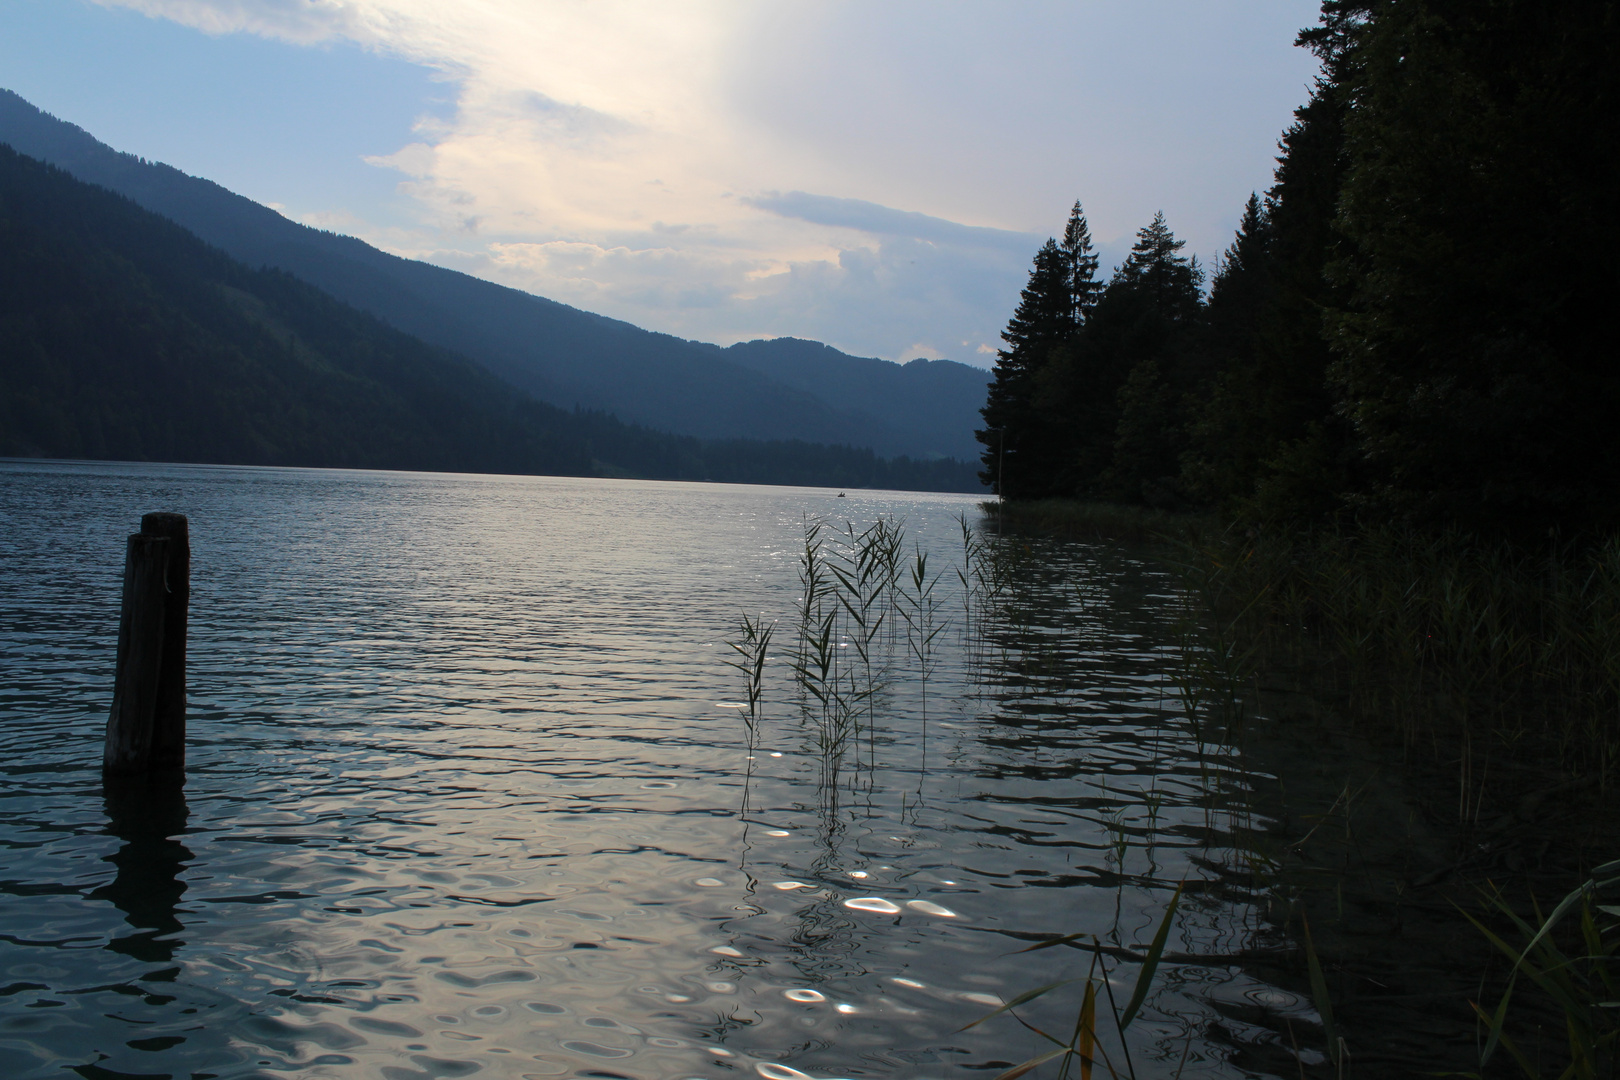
(1060, 200, 1102, 326)
(977, 230, 1084, 496)
(1206, 193, 1269, 321)
(1178, 2, 1361, 519)
(1041, 212, 1207, 502)
(1110, 212, 1203, 321)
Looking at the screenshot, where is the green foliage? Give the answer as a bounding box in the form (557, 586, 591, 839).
(1325, 0, 1620, 534)
(1464, 860, 1620, 1078)
(979, 206, 1207, 508)
(962, 883, 1186, 1080)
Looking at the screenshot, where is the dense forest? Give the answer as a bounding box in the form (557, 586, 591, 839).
(978, 0, 1619, 538)
(0, 145, 980, 492)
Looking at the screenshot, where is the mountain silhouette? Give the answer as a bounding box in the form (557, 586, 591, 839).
(0, 88, 989, 460)
(0, 143, 981, 492)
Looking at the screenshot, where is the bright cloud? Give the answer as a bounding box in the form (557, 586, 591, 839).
(94, 0, 1320, 365)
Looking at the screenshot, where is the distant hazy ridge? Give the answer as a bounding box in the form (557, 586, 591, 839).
(0, 89, 990, 462)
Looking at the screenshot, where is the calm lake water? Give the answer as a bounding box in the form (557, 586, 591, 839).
(0, 461, 1315, 1080)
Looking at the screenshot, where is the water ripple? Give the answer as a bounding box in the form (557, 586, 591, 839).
(1, 462, 1283, 1079)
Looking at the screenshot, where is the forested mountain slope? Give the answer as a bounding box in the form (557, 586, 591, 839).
(0, 89, 979, 460)
(718, 338, 989, 461)
(0, 145, 980, 492)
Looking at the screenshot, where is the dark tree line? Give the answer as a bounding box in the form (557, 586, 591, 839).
(978, 0, 1620, 537)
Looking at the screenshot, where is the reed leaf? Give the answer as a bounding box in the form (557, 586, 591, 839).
(1074, 980, 1097, 1080)
(956, 980, 1081, 1033)
(1300, 913, 1341, 1067)
(1119, 881, 1182, 1029)
(991, 1044, 1073, 1080)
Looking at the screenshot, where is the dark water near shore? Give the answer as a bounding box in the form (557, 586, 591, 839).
(0, 461, 1319, 1079)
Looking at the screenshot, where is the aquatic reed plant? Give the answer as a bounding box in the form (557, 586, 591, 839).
(963, 883, 1185, 1080)
(723, 613, 774, 747)
(789, 517, 849, 786)
(1463, 858, 1620, 1079)
(781, 514, 926, 789)
(829, 518, 897, 762)
(1165, 545, 1266, 749)
(958, 514, 980, 620)
(900, 544, 946, 717)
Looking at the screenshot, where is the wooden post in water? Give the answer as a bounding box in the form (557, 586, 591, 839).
(141, 513, 189, 771)
(104, 514, 189, 776)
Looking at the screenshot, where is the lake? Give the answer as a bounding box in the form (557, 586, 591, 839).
(0, 460, 1315, 1079)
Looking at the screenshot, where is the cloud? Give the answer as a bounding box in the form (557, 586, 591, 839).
(94, 0, 1321, 365)
(747, 191, 1037, 255)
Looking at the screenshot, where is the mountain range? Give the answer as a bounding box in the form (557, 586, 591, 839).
(0, 142, 978, 492)
(0, 88, 991, 463)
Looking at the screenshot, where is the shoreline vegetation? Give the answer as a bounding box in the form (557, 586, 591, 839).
(978, 500, 1620, 1076)
(728, 506, 1620, 1075)
(967, 0, 1618, 1062)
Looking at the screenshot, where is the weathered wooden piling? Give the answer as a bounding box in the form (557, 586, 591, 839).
(104, 514, 189, 776)
(141, 512, 190, 770)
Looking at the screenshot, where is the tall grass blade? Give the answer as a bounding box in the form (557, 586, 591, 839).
(1077, 979, 1097, 1080)
(1301, 913, 1341, 1067)
(956, 980, 1080, 1033)
(1468, 1000, 1539, 1079)
(991, 1045, 1072, 1080)
(1016, 931, 1091, 954)
(1119, 882, 1183, 1029)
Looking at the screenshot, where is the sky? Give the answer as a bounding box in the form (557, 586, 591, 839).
(0, 1, 1323, 368)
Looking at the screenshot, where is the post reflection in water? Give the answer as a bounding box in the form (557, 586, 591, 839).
(91, 772, 191, 964)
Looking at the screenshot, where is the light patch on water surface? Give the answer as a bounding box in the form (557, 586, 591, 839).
(783, 988, 825, 1002)
(960, 991, 1002, 1006)
(906, 900, 958, 917)
(890, 977, 925, 988)
(764, 828, 790, 835)
(560, 1039, 633, 1058)
(710, 945, 744, 956)
(847, 870, 870, 879)
(771, 881, 810, 890)
(843, 897, 901, 913)
(834, 1003, 858, 1014)
(757, 1064, 816, 1080)
(694, 877, 725, 887)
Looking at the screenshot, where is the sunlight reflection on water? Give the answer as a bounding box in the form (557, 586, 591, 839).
(0, 460, 1309, 1079)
